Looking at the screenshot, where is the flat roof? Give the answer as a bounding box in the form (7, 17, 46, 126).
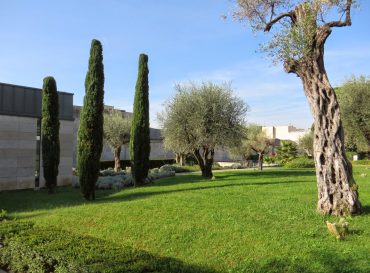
(0, 82, 74, 120)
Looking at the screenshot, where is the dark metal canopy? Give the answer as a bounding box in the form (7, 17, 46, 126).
(0, 82, 74, 120)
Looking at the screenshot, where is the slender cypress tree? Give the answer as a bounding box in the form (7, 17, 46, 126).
(41, 76, 60, 193)
(77, 39, 105, 200)
(130, 54, 150, 186)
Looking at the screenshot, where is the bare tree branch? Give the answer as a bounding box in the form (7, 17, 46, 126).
(264, 11, 294, 32)
(324, 0, 352, 28)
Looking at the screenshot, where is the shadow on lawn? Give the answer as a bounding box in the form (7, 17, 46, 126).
(0, 178, 312, 215)
(105, 179, 313, 203)
(231, 248, 369, 273)
(217, 169, 316, 180)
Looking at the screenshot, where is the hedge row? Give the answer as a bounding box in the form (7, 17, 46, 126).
(0, 221, 213, 273)
(351, 159, 370, 166)
(100, 159, 175, 170)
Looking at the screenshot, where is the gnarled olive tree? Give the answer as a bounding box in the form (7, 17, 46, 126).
(234, 0, 361, 215)
(159, 82, 248, 178)
(103, 110, 131, 172)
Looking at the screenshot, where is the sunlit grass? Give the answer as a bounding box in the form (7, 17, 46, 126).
(1, 167, 369, 272)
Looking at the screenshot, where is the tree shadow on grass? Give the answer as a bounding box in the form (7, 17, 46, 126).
(216, 169, 316, 180)
(0, 221, 218, 273)
(0, 179, 314, 215)
(360, 205, 370, 215)
(231, 249, 369, 273)
(104, 179, 313, 203)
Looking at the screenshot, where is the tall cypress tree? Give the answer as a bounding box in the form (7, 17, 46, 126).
(41, 76, 60, 193)
(77, 39, 105, 200)
(130, 54, 150, 186)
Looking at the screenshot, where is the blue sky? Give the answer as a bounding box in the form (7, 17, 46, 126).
(1, 0, 369, 129)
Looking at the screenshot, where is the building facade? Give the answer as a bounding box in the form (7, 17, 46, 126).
(262, 125, 308, 142)
(0, 82, 74, 191)
(72, 105, 174, 165)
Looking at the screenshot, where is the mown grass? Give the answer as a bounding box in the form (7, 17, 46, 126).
(1, 167, 369, 273)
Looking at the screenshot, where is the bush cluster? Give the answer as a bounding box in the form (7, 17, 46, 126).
(159, 164, 189, 173)
(284, 157, 315, 168)
(0, 221, 211, 273)
(351, 159, 370, 166)
(0, 209, 8, 221)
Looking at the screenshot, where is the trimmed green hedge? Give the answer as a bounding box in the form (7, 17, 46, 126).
(100, 159, 175, 170)
(0, 221, 214, 273)
(352, 160, 370, 166)
(284, 157, 315, 168)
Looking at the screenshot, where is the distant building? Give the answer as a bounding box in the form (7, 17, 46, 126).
(262, 125, 308, 143)
(72, 105, 174, 166)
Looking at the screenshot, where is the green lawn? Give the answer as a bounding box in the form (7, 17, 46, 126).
(1, 167, 369, 273)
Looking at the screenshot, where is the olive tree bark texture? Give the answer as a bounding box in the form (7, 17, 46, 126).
(114, 146, 122, 172)
(193, 147, 214, 178)
(281, 4, 361, 215)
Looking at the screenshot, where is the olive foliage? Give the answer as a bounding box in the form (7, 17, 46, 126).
(159, 82, 248, 177)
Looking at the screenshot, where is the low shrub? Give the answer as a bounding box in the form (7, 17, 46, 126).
(352, 160, 370, 166)
(231, 163, 242, 169)
(0, 221, 211, 273)
(99, 168, 126, 177)
(0, 209, 8, 221)
(284, 157, 315, 168)
(159, 164, 188, 173)
(100, 159, 176, 170)
(150, 168, 159, 174)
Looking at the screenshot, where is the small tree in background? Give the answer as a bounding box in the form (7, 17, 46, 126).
(298, 130, 314, 158)
(230, 124, 270, 170)
(159, 82, 248, 178)
(336, 76, 370, 157)
(104, 110, 131, 172)
(41, 76, 60, 193)
(130, 54, 150, 186)
(78, 39, 105, 200)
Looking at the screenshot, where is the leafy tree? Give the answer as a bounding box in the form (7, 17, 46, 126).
(298, 127, 314, 158)
(159, 82, 248, 178)
(230, 124, 270, 170)
(78, 39, 105, 200)
(233, 0, 361, 215)
(130, 54, 150, 186)
(277, 140, 298, 165)
(41, 76, 60, 193)
(104, 110, 131, 172)
(336, 76, 370, 156)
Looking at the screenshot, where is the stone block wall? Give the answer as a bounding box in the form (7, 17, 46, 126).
(40, 120, 74, 187)
(0, 115, 37, 190)
(0, 115, 74, 191)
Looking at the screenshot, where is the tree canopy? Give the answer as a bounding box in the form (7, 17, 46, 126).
(159, 82, 248, 177)
(104, 110, 131, 171)
(234, 0, 357, 65)
(336, 76, 370, 155)
(230, 124, 270, 170)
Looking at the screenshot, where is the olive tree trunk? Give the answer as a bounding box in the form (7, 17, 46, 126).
(193, 147, 214, 178)
(300, 69, 361, 215)
(258, 153, 263, 171)
(114, 146, 122, 172)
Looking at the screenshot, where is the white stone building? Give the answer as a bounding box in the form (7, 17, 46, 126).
(262, 125, 308, 142)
